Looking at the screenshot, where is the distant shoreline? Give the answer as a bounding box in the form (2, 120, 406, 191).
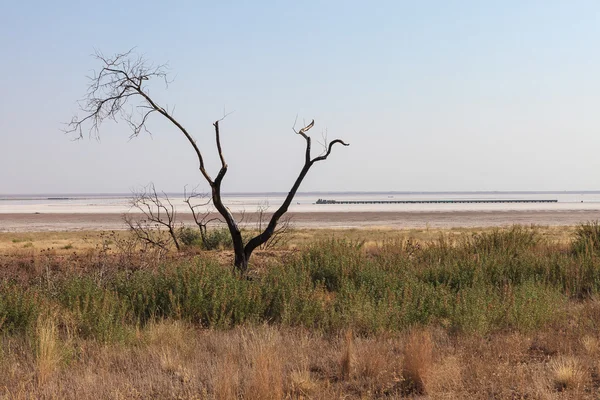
(2, 209, 600, 232)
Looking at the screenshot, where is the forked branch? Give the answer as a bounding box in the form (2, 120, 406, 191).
(243, 120, 349, 261)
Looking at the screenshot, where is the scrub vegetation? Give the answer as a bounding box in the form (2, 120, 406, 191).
(2, 224, 600, 398)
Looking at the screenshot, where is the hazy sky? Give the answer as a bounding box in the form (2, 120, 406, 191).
(1, 1, 600, 194)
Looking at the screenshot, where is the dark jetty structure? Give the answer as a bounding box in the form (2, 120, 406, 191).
(315, 199, 558, 205)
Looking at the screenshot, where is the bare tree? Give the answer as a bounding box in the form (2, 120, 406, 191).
(125, 183, 224, 251)
(67, 49, 349, 273)
(124, 183, 180, 251)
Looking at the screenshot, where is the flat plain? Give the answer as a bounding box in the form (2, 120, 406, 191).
(2, 208, 600, 231)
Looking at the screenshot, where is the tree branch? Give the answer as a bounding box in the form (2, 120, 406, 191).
(311, 139, 349, 163)
(125, 183, 180, 251)
(65, 49, 215, 185)
(213, 120, 227, 185)
(244, 120, 349, 258)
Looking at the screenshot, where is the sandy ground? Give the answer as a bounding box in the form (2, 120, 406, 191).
(1, 209, 599, 232)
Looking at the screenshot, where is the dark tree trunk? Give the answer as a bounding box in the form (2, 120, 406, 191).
(210, 168, 249, 273)
(234, 252, 249, 274)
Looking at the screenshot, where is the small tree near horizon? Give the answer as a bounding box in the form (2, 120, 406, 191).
(66, 49, 349, 273)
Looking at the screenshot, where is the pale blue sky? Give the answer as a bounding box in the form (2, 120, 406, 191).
(1, 1, 599, 194)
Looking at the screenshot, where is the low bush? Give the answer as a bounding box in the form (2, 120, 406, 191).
(178, 226, 233, 250)
(572, 221, 600, 255)
(0, 284, 41, 334)
(178, 226, 203, 247)
(2, 226, 600, 340)
(203, 227, 233, 250)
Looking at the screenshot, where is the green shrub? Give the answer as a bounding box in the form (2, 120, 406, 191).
(57, 277, 131, 342)
(469, 225, 540, 255)
(113, 261, 264, 328)
(572, 221, 600, 255)
(178, 226, 233, 250)
(300, 239, 364, 291)
(1, 227, 597, 338)
(0, 285, 40, 334)
(178, 226, 203, 247)
(203, 227, 233, 250)
(507, 281, 566, 331)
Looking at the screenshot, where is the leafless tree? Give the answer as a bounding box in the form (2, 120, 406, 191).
(124, 183, 180, 251)
(125, 183, 224, 251)
(67, 49, 349, 273)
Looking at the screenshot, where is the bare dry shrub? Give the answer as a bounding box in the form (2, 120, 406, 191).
(581, 335, 599, 356)
(401, 328, 433, 395)
(550, 356, 585, 392)
(213, 351, 241, 400)
(352, 337, 404, 396)
(427, 355, 464, 397)
(144, 319, 190, 350)
(340, 329, 356, 380)
(357, 341, 389, 381)
(288, 367, 317, 397)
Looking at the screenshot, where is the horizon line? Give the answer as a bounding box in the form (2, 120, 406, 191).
(2, 189, 600, 198)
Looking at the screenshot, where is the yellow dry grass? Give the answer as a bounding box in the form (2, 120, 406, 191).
(581, 335, 600, 356)
(1, 319, 600, 398)
(0, 231, 113, 254)
(340, 329, 356, 380)
(0, 225, 576, 255)
(550, 356, 586, 392)
(36, 314, 61, 385)
(401, 328, 433, 395)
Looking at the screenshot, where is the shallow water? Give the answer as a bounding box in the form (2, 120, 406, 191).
(1, 192, 600, 214)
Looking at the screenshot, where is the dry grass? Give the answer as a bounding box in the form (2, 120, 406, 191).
(2, 320, 600, 398)
(582, 335, 600, 356)
(212, 349, 240, 400)
(401, 328, 433, 395)
(0, 225, 576, 254)
(288, 367, 317, 397)
(35, 313, 62, 385)
(340, 329, 356, 380)
(550, 356, 586, 392)
(427, 355, 464, 397)
(243, 328, 284, 400)
(0, 231, 114, 254)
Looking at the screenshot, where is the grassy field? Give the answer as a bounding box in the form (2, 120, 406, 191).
(0, 224, 576, 253)
(1, 224, 600, 398)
